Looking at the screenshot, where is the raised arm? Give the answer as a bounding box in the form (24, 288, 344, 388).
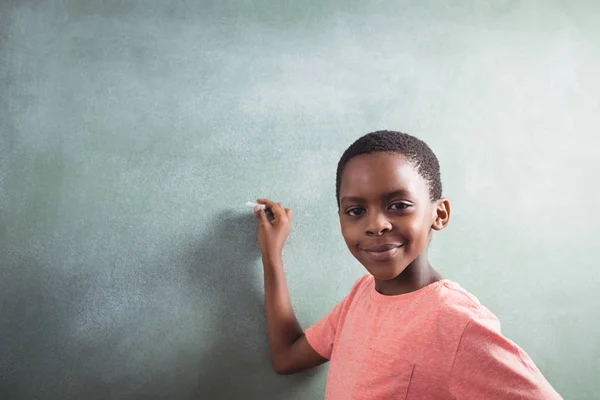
(254, 198, 328, 374)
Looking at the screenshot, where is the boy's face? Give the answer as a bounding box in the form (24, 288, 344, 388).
(338, 152, 449, 281)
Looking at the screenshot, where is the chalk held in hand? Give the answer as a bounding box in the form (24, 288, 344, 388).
(246, 201, 266, 210)
(247, 201, 274, 222)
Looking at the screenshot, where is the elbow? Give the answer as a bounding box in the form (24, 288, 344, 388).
(272, 360, 293, 375)
(274, 365, 293, 375)
(274, 366, 297, 375)
(271, 355, 295, 375)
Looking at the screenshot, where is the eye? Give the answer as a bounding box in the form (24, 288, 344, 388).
(389, 202, 409, 211)
(346, 207, 365, 216)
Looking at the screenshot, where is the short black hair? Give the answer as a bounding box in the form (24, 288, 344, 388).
(336, 130, 442, 206)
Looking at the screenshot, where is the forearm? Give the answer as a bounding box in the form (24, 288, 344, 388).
(262, 255, 303, 367)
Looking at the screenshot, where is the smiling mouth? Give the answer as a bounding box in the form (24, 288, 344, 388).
(361, 244, 403, 262)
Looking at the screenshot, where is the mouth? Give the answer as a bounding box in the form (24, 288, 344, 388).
(361, 243, 403, 262)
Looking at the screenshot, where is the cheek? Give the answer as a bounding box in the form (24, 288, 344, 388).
(340, 223, 352, 240)
(340, 223, 360, 246)
(400, 215, 431, 243)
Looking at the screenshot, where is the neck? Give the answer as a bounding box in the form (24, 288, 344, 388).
(374, 253, 443, 296)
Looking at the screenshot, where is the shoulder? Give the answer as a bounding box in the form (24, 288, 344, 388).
(342, 273, 374, 303)
(437, 280, 483, 314)
(344, 273, 374, 296)
(352, 273, 374, 291)
(433, 280, 501, 332)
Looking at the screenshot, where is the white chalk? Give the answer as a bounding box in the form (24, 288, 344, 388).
(246, 201, 266, 209)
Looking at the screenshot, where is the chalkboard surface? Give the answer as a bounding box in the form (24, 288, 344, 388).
(2, 1, 599, 399)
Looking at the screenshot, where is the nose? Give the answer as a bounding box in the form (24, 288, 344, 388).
(365, 211, 392, 236)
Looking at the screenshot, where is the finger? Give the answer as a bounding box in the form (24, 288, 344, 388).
(257, 198, 277, 208)
(270, 202, 288, 221)
(255, 207, 270, 227)
(258, 199, 287, 220)
(285, 208, 292, 219)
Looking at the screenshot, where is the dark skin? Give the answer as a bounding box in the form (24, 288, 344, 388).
(254, 151, 451, 374)
(338, 151, 451, 295)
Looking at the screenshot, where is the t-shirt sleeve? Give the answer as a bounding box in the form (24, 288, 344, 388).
(304, 275, 368, 360)
(449, 309, 563, 399)
(304, 296, 347, 360)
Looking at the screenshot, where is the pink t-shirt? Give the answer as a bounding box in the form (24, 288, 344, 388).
(305, 274, 562, 400)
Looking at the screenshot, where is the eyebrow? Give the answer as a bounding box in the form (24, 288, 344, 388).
(340, 189, 413, 204)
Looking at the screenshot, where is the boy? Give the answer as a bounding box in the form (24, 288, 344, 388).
(254, 130, 562, 399)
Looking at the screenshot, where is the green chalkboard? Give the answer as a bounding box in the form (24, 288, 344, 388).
(2, 1, 599, 399)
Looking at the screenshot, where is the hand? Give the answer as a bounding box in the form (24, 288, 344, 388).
(254, 198, 292, 261)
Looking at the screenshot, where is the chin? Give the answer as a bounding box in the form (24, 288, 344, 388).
(362, 262, 406, 281)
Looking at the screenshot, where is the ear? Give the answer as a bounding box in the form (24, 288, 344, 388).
(431, 198, 451, 231)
